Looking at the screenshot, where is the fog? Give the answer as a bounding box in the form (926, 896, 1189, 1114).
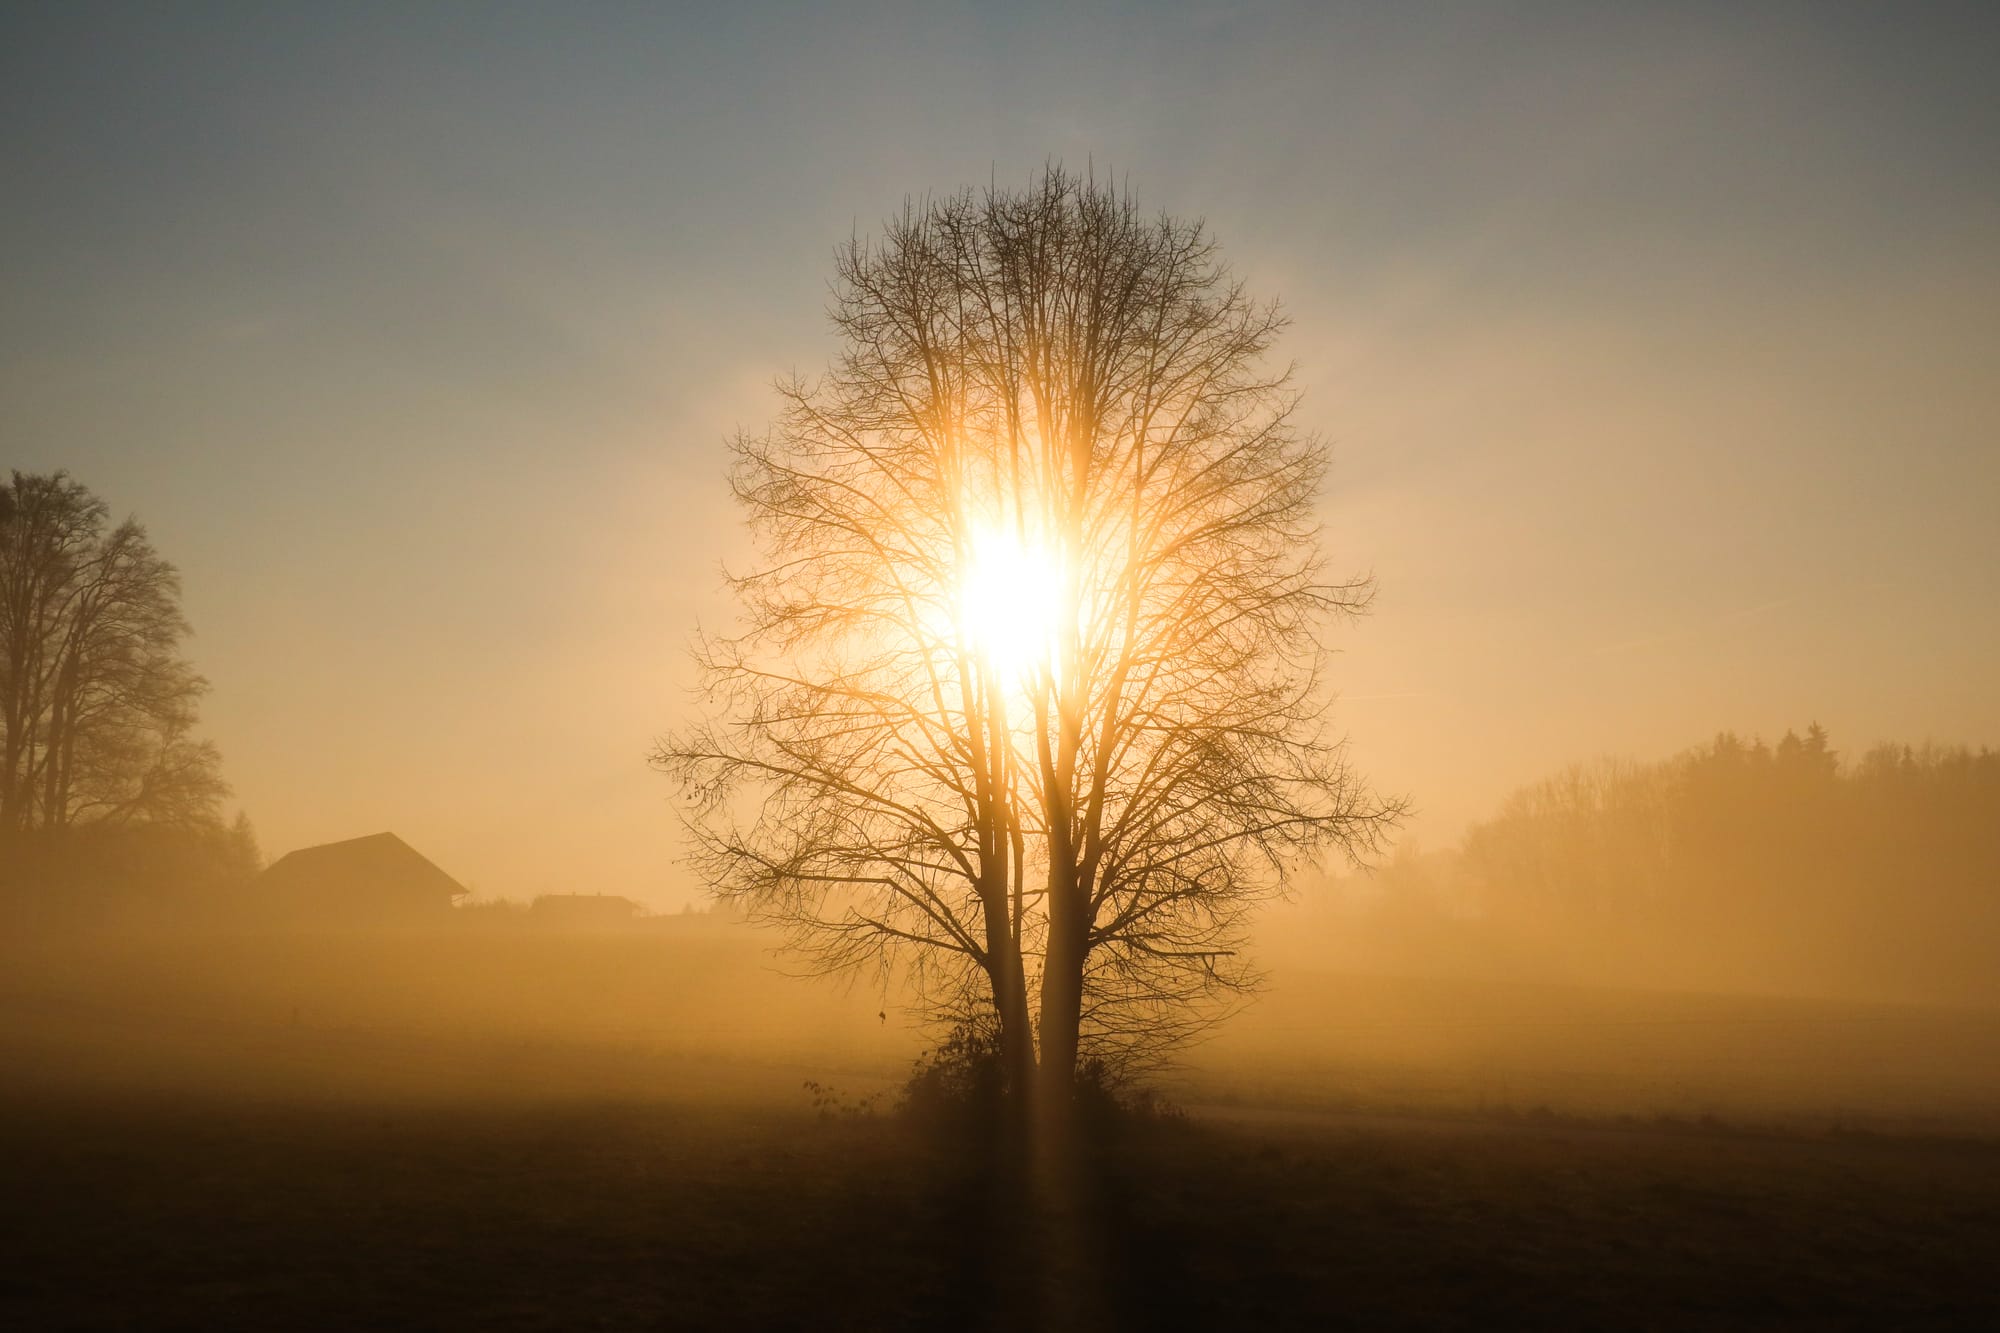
(9, 918, 1996, 1138)
(9, 724, 1997, 1135)
(2, 913, 905, 1108)
(8, 724, 1997, 1329)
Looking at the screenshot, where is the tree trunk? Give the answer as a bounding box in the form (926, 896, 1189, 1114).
(1035, 858, 1087, 1145)
(982, 907, 1036, 1104)
(39, 654, 72, 829)
(0, 630, 35, 830)
(973, 681, 1037, 1117)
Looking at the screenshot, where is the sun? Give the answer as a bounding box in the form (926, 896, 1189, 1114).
(958, 524, 1062, 685)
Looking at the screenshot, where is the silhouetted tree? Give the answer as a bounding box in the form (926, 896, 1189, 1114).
(225, 809, 263, 878)
(0, 471, 225, 836)
(656, 169, 1397, 1129)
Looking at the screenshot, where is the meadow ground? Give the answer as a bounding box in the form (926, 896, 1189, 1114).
(4, 929, 1998, 1328)
(2, 1089, 1998, 1331)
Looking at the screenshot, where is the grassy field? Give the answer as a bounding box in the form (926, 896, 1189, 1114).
(3, 1091, 1998, 1330)
(4, 928, 1999, 1328)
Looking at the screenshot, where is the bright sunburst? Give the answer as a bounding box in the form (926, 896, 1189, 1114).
(958, 524, 1062, 686)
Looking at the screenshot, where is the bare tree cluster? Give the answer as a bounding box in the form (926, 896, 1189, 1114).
(1, 471, 226, 834)
(657, 169, 1398, 1122)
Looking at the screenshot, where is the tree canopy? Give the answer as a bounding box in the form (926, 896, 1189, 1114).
(657, 169, 1397, 1121)
(1, 470, 227, 835)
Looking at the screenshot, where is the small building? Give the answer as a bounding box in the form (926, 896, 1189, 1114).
(528, 892, 642, 929)
(260, 832, 466, 921)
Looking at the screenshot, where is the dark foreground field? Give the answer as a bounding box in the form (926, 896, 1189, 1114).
(3, 1092, 1997, 1332)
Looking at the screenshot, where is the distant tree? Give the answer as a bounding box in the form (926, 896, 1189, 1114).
(224, 809, 263, 878)
(655, 169, 1397, 1131)
(0, 471, 226, 835)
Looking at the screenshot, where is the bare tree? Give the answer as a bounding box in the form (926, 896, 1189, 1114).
(656, 169, 1398, 1126)
(0, 471, 226, 835)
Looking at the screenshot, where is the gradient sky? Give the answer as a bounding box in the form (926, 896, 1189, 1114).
(5, 2, 1996, 905)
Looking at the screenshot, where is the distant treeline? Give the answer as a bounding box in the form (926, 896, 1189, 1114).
(1299, 727, 2000, 1003)
(0, 819, 263, 924)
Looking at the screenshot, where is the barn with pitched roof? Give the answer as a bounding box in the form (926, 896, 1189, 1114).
(259, 832, 466, 921)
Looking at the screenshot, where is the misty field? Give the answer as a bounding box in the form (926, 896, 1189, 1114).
(4, 926, 1999, 1329)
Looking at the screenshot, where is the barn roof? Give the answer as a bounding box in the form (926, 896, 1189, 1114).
(261, 831, 466, 902)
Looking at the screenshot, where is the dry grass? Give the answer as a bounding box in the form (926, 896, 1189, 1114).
(4, 929, 1998, 1328)
(2, 1089, 1997, 1330)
